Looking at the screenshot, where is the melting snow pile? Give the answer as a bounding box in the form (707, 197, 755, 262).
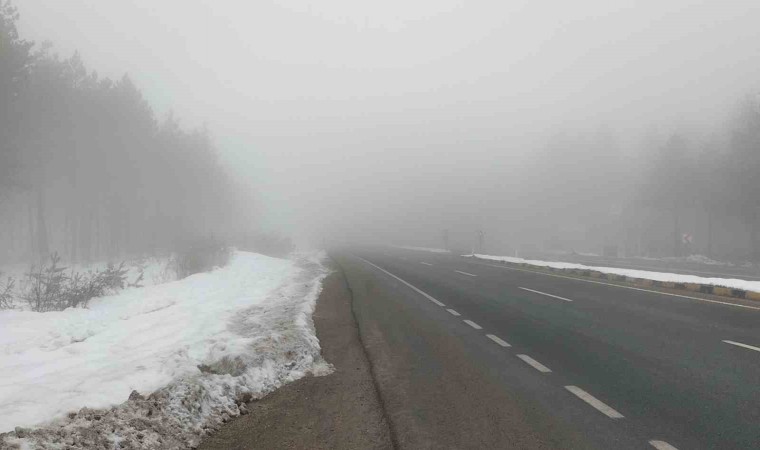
(467, 253, 760, 293)
(0, 251, 330, 449)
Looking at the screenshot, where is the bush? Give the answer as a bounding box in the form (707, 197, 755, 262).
(65, 262, 128, 309)
(172, 239, 231, 279)
(0, 275, 14, 309)
(21, 254, 129, 312)
(23, 253, 68, 312)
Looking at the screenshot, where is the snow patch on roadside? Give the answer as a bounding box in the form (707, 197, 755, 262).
(468, 253, 760, 293)
(0, 251, 330, 449)
(390, 245, 450, 254)
(632, 254, 748, 267)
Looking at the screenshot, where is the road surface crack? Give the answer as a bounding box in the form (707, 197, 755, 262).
(332, 255, 400, 450)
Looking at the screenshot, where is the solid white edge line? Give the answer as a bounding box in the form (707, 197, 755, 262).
(447, 309, 461, 316)
(356, 257, 445, 307)
(519, 287, 573, 302)
(463, 319, 482, 329)
(454, 270, 478, 277)
(723, 339, 760, 353)
(649, 440, 679, 450)
(468, 260, 760, 311)
(516, 354, 551, 372)
(486, 334, 511, 347)
(420, 262, 433, 266)
(564, 385, 624, 419)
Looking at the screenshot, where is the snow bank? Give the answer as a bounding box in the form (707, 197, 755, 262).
(0, 250, 330, 448)
(468, 253, 760, 294)
(391, 245, 450, 254)
(631, 254, 749, 267)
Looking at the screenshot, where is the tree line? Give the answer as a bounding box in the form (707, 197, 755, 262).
(0, 1, 254, 264)
(519, 95, 760, 262)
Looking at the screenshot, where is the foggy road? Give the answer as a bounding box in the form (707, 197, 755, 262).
(7, 0, 760, 447)
(334, 248, 760, 450)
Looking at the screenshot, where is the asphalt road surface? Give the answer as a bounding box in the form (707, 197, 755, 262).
(333, 247, 760, 449)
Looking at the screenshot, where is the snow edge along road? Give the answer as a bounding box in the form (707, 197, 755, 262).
(465, 255, 760, 310)
(0, 251, 331, 449)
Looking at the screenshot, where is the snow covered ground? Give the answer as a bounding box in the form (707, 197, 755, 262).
(630, 254, 750, 267)
(0, 250, 330, 449)
(468, 253, 760, 294)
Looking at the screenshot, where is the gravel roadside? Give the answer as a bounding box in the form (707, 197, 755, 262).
(198, 264, 393, 450)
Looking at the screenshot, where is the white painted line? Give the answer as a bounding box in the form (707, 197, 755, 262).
(486, 334, 511, 347)
(468, 260, 760, 311)
(463, 319, 482, 330)
(420, 262, 433, 266)
(649, 440, 679, 450)
(519, 287, 573, 302)
(723, 340, 760, 353)
(447, 309, 461, 316)
(357, 257, 445, 307)
(454, 270, 477, 277)
(565, 386, 624, 419)
(516, 354, 551, 372)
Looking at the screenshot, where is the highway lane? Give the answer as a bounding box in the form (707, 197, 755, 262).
(337, 248, 760, 449)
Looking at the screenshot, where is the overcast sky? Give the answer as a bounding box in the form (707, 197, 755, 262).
(16, 0, 760, 245)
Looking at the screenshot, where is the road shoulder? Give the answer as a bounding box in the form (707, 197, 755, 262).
(198, 264, 393, 450)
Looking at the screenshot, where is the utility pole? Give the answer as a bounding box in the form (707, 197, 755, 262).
(476, 229, 484, 254)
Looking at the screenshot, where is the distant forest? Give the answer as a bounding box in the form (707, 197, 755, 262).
(0, 1, 254, 264)
(506, 92, 760, 262)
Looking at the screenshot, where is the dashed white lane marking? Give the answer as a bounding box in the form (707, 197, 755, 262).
(649, 440, 679, 450)
(649, 441, 678, 450)
(519, 287, 573, 302)
(723, 339, 760, 353)
(463, 319, 482, 330)
(454, 270, 478, 277)
(447, 309, 461, 316)
(565, 386, 624, 419)
(420, 262, 433, 266)
(516, 354, 551, 372)
(469, 260, 760, 311)
(357, 257, 445, 307)
(486, 334, 511, 347)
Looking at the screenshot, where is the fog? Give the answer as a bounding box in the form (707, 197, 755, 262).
(6, 0, 760, 260)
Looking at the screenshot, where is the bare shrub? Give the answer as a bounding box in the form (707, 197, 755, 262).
(65, 263, 128, 309)
(23, 253, 68, 312)
(98, 262, 128, 291)
(173, 238, 232, 279)
(0, 274, 14, 309)
(21, 254, 129, 311)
